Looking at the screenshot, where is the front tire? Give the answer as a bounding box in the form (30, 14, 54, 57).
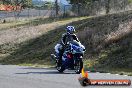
(56, 59, 65, 73)
(75, 60, 83, 74)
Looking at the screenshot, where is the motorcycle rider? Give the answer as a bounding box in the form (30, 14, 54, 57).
(54, 26, 80, 63)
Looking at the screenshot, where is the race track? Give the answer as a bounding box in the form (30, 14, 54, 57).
(0, 65, 131, 88)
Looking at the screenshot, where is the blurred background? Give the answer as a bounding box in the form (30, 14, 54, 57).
(0, 0, 132, 21)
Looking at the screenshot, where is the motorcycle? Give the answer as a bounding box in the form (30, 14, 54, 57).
(51, 40, 86, 74)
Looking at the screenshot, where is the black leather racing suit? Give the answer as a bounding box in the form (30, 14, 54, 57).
(57, 32, 79, 60)
(61, 33, 79, 46)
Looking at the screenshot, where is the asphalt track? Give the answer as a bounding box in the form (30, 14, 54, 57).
(0, 65, 131, 88)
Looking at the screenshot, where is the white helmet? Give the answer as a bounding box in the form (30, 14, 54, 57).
(66, 26, 75, 34)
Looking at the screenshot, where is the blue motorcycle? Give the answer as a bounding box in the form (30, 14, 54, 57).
(51, 40, 85, 74)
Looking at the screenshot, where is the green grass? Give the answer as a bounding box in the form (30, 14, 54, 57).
(0, 20, 29, 30)
(0, 16, 89, 31)
(84, 59, 132, 76)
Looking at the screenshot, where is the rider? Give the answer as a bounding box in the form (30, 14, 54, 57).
(54, 26, 80, 62)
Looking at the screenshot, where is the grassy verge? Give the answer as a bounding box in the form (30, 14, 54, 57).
(84, 59, 132, 76)
(0, 16, 89, 31)
(0, 20, 29, 30)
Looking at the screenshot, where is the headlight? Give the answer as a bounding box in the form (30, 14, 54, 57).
(78, 48, 84, 52)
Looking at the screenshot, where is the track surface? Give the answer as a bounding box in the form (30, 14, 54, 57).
(0, 65, 131, 88)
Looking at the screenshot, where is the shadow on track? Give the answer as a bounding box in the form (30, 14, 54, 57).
(16, 67, 77, 74)
(15, 71, 76, 74)
(21, 67, 56, 70)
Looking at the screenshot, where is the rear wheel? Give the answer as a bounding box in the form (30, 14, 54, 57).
(75, 60, 83, 74)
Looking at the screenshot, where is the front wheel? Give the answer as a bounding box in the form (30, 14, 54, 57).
(75, 60, 83, 74)
(56, 59, 65, 73)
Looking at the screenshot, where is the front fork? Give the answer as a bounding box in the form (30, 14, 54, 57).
(74, 56, 83, 66)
